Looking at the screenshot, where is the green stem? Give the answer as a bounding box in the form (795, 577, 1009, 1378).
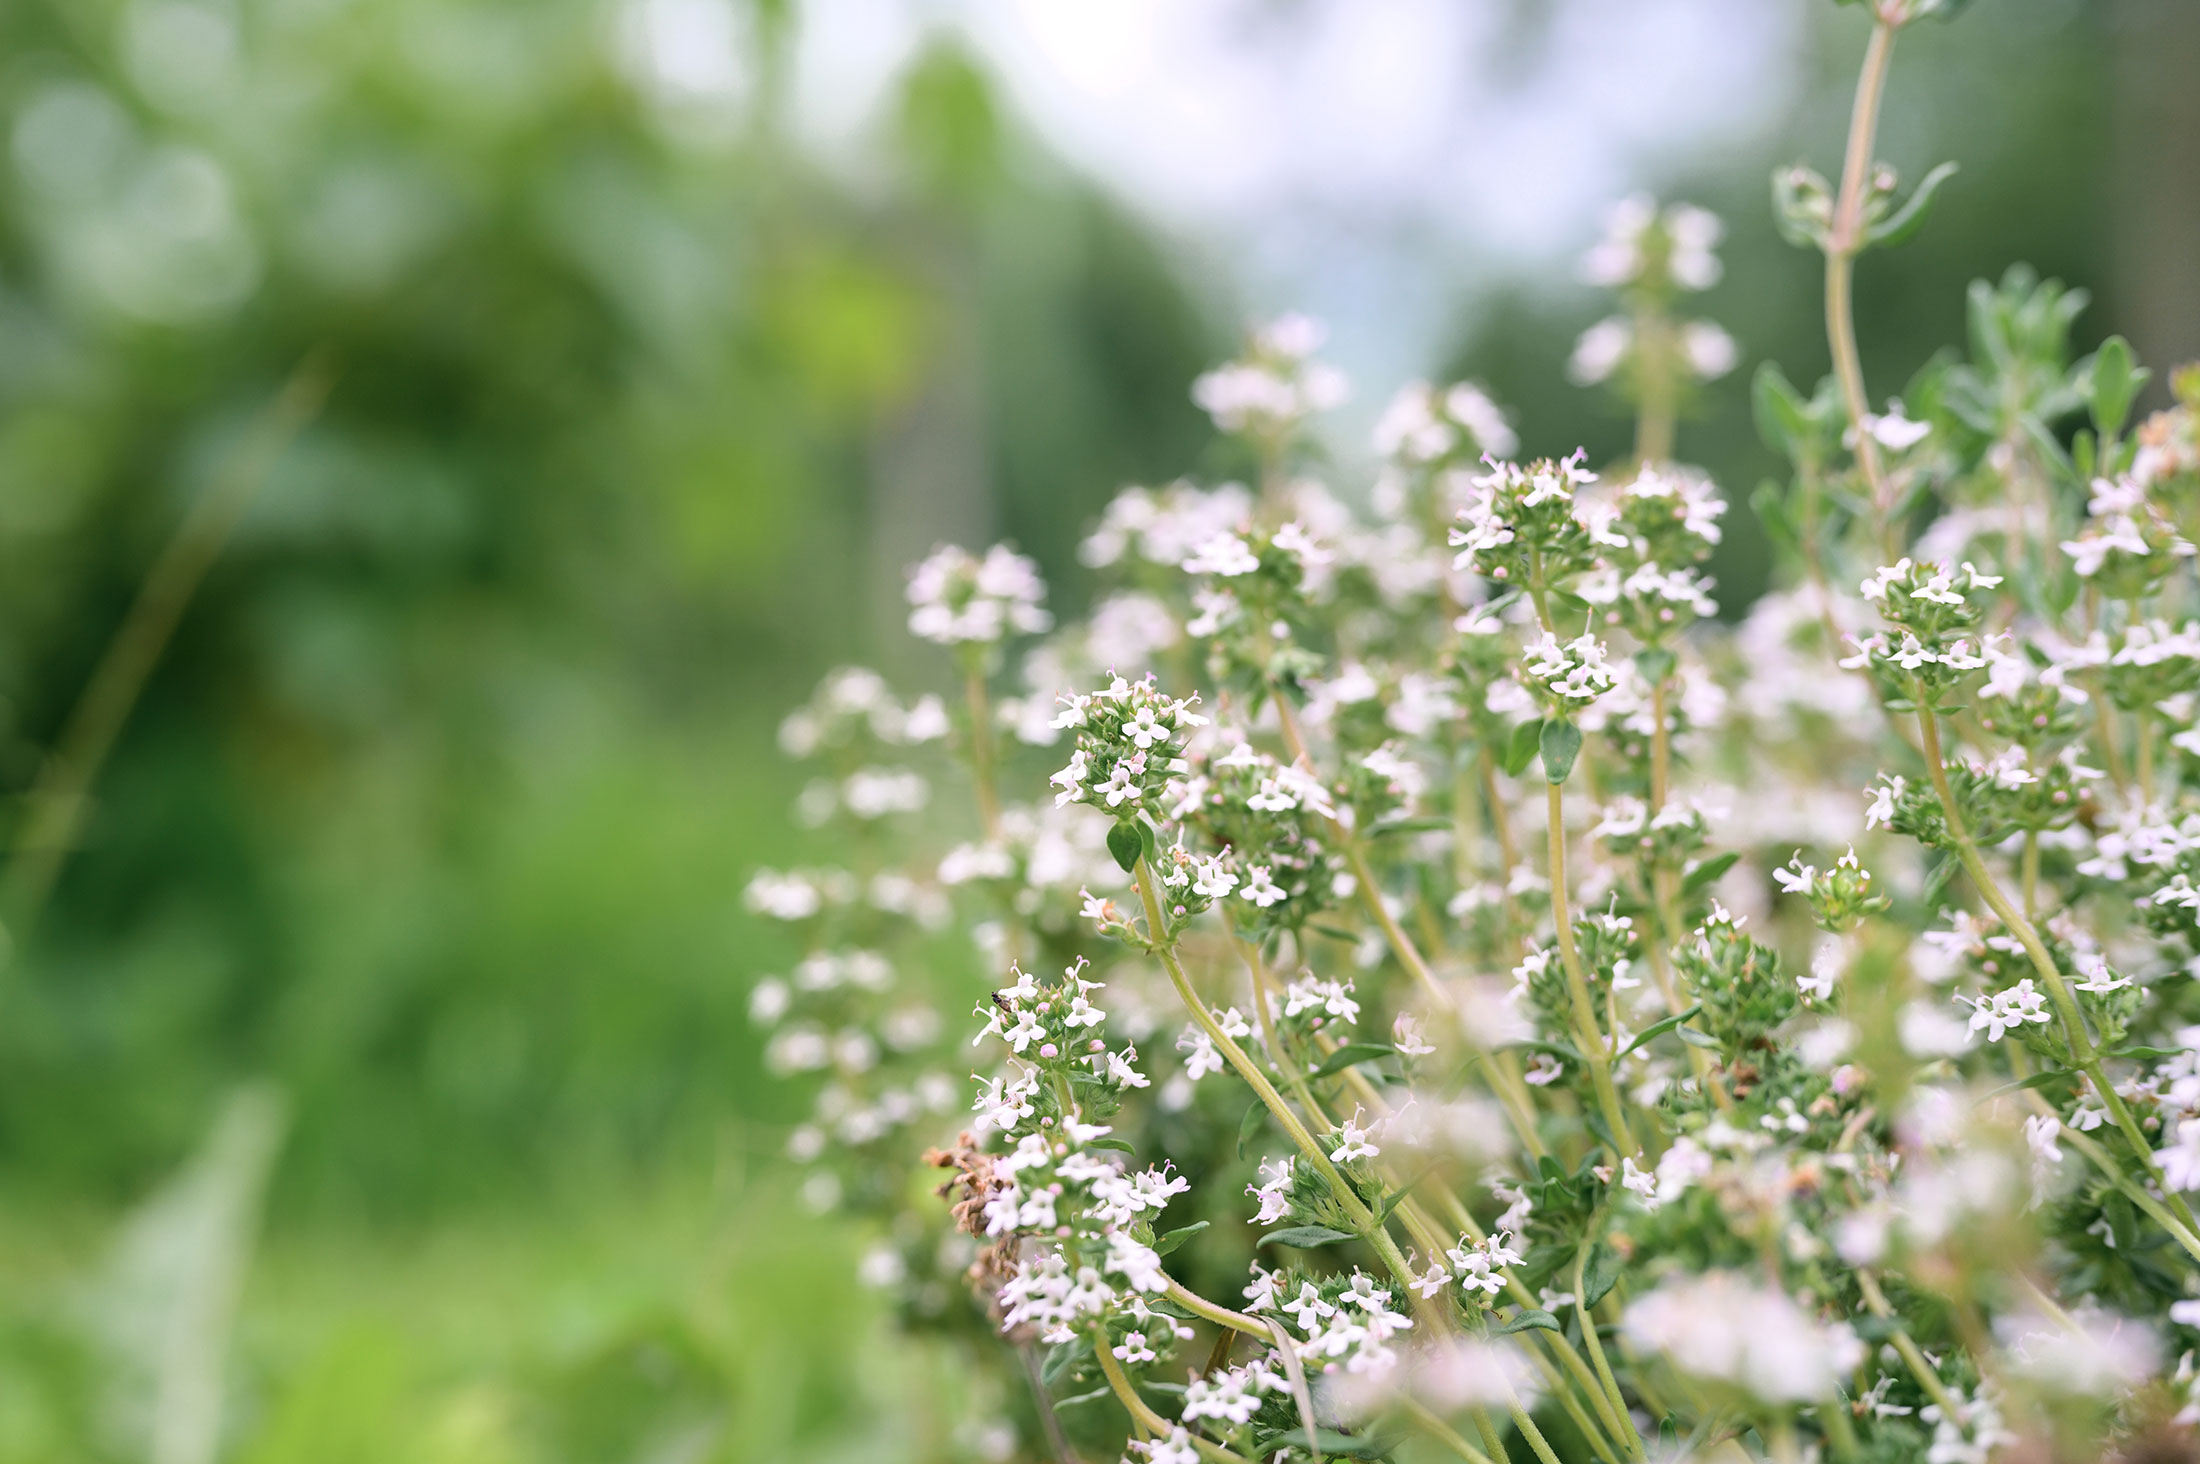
(1092, 1334, 1248, 1464)
(2056, 1122, 2200, 1264)
(1914, 702, 2199, 1237)
(1132, 858, 1422, 1294)
(1546, 781, 1636, 1152)
(1274, 687, 1546, 1158)
(964, 660, 1003, 840)
(4, 353, 336, 929)
(1856, 1271, 1962, 1419)
(1632, 303, 1677, 465)
(1825, 18, 1899, 552)
(1573, 1237, 1645, 1460)
(1397, 1396, 1500, 1464)
(1507, 1400, 1565, 1464)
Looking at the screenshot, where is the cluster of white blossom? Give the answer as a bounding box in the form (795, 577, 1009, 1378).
(741, 15, 2200, 1457)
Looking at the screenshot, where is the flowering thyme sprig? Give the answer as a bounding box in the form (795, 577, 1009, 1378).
(739, 11, 2200, 1455)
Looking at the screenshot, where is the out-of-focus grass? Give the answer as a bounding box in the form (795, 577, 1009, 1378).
(0, 1162, 965, 1464)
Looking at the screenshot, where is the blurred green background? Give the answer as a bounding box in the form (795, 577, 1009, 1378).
(0, 0, 2190, 1459)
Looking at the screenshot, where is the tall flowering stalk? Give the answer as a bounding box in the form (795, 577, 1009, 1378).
(745, 5, 2200, 1460)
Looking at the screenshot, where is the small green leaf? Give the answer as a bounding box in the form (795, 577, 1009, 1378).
(1751, 481, 1800, 558)
(1503, 718, 1544, 778)
(1267, 1428, 1396, 1459)
(2088, 334, 2148, 442)
(1675, 1025, 1721, 1050)
(1984, 1069, 2075, 1101)
(1083, 1136, 1136, 1152)
(1921, 856, 1959, 911)
(1258, 1225, 1358, 1250)
(1153, 1221, 1209, 1256)
(1505, 1037, 1584, 1065)
(1681, 851, 1740, 895)
(1499, 1308, 1562, 1335)
(1581, 1241, 1622, 1308)
(1751, 361, 1812, 462)
(1052, 1386, 1114, 1408)
(1371, 815, 1453, 837)
(1107, 821, 1143, 873)
(1539, 720, 1584, 784)
(1865, 160, 1958, 250)
(1308, 923, 1360, 945)
(1308, 1042, 1395, 1080)
(1237, 1100, 1269, 1159)
(2045, 564, 2081, 618)
(1375, 1171, 1430, 1226)
(1633, 647, 1677, 685)
(2110, 1046, 2187, 1061)
(1137, 816, 1160, 866)
(1042, 1340, 1085, 1386)
(1621, 1005, 1705, 1057)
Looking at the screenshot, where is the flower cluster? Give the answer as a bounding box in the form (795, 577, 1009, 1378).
(1570, 195, 1739, 393)
(1049, 677, 1207, 826)
(1190, 312, 1348, 439)
(906, 543, 1052, 647)
(742, 20, 2200, 1460)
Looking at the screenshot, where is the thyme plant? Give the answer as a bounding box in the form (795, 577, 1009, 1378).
(747, 5, 2200, 1459)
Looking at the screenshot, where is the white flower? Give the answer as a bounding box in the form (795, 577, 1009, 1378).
(1622, 1271, 1863, 1402)
(1568, 317, 1631, 386)
(1682, 320, 1738, 380)
(1867, 411, 1932, 451)
(748, 977, 790, 1025)
(1965, 978, 2052, 1043)
(1997, 1303, 2160, 1397)
(1182, 532, 1261, 577)
(1191, 857, 1239, 901)
(2025, 1114, 2064, 1191)
(1248, 1159, 1293, 1225)
(1136, 1428, 1200, 1464)
(1282, 1281, 1337, 1330)
(1178, 1028, 1224, 1081)
(906, 543, 1051, 644)
(2159, 1119, 2200, 1193)
(1105, 1232, 1169, 1293)
(1112, 1330, 1157, 1365)
(1524, 631, 1619, 703)
(2071, 953, 2130, 994)
(1329, 1109, 1381, 1163)
(1864, 775, 1905, 830)
(1240, 865, 1287, 908)
(745, 870, 823, 920)
(1445, 1230, 1523, 1297)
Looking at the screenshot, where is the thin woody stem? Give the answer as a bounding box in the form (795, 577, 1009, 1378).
(1133, 857, 1425, 1299)
(964, 660, 1003, 839)
(5, 353, 336, 928)
(1271, 683, 1547, 1154)
(1915, 702, 2200, 1237)
(1573, 1228, 1646, 1461)
(1397, 1396, 1500, 1464)
(1547, 782, 1637, 1153)
(1826, 18, 1899, 552)
(1091, 1334, 1249, 1464)
(1856, 1271, 1963, 1419)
